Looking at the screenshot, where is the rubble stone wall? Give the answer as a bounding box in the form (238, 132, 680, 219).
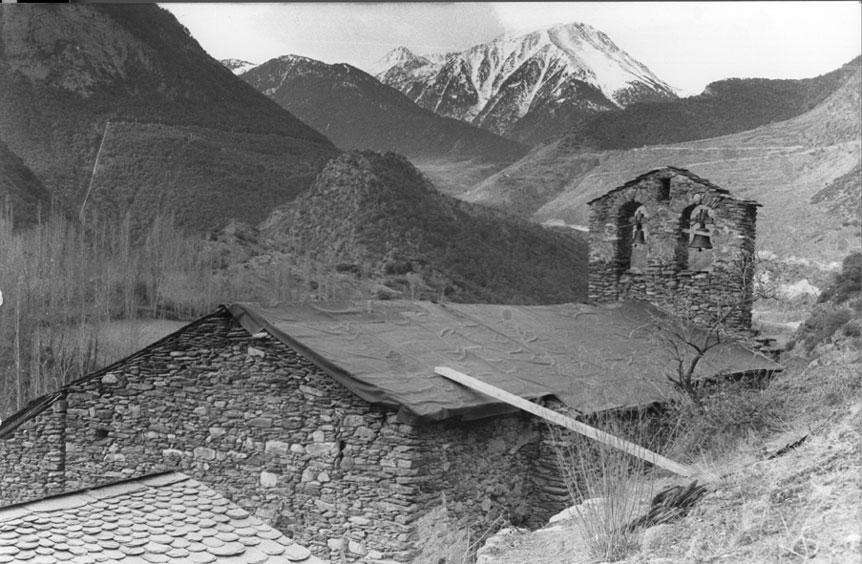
(410, 413, 559, 564)
(0, 399, 67, 504)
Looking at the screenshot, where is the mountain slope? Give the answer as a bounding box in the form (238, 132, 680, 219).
(0, 4, 337, 233)
(260, 151, 588, 304)
(464, 60, 862, 275)
(562, 57, 862, 150)
(238, 55, 528, 193)
(374, 23, 677, 145)
(0, 137, 53, 227)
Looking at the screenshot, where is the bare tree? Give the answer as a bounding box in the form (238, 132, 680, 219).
(647, 254, 779, 408)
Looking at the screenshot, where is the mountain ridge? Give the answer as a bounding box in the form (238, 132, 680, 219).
(373, 22, 678, 144)
(237, 54, 529, 194)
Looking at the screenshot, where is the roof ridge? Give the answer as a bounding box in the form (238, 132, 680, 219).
(0, 308, 233, 440)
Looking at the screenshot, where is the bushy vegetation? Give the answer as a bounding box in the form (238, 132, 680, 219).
(269, 151, 589, 305)
(787, 251, 862, 354)
(86, 122, 334, 236)
(563, 58, 860, 150)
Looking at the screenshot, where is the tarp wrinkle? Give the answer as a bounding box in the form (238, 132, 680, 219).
(227, 301, 782, 423)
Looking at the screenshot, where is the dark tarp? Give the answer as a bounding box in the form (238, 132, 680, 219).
(228, 300, 782, 424)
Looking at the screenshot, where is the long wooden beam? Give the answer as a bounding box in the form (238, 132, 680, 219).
(434, 366, 695, 478)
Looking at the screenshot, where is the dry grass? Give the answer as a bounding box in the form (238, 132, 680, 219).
(550, 413, 661, 562)
(515, 346, 862, 564)
(637, 350, 862, 564)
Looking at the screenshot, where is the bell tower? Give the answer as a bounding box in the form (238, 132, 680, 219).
(586, 167, 760, 331)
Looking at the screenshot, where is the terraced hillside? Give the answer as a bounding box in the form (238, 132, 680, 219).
(464, 63, 862, 275)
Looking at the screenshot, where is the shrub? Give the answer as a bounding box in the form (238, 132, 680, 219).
(798, 307, 854, 353)
(550, 411, 660, 561)
(817, 251, 861, 305)
(662, 379, 784, 459)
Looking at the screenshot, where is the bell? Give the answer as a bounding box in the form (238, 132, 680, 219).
(688, 223, 712, 252)
(632, 224, 646, 246)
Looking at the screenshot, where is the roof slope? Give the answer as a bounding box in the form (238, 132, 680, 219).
(0, 300, 781, 435)
(230, 300, 781, 422)
(0, 472, 326, 563)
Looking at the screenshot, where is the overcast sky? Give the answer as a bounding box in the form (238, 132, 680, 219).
(162, 2, 862, 95)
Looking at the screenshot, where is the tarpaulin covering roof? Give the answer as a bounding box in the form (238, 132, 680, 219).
(229, 300, 781, 424)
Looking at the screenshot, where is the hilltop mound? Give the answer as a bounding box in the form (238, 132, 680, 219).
(0, 4, 336, 232)
(261, 151, 588, 304)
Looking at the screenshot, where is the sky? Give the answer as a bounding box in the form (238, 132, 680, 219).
(162, 2, 862, 96)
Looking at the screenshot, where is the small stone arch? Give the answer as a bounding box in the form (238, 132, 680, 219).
(616, 200, 647, 273)
(677, 204, 715, 271)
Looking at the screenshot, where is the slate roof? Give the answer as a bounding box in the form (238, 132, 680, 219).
(0, 472, 326, 564)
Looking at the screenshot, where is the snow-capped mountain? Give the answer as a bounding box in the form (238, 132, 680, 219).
(371, 22, 679, 144)
(220, 58, 258, 75)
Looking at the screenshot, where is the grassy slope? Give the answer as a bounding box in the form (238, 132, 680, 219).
(0, 5, 336, 231)
(261, 151, 589, 305)
(474, 340, 862, 564)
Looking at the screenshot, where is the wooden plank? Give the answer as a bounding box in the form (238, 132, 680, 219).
(434, 366, 695, 478)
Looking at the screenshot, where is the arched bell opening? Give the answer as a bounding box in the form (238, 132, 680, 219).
(616, 201, 647, 273)
(678, 204, 715, 271)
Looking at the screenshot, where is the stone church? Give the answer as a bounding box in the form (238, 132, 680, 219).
(587, 166, 760, 331)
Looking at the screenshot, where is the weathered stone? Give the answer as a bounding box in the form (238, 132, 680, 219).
(348, 540, 367, 556)
(265, 441, 290, 456)
(193, 447, 216, 460)
(305, 442, 337, 457)
(260, 471, 278, 488)
(326, 538, 343, 550)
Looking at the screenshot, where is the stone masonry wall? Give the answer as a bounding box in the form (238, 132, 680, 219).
(409, 413, 552, 564)
(0, 309, 566, 564)
(0, 399, 67, 504)
(588, 171, 757, 331)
